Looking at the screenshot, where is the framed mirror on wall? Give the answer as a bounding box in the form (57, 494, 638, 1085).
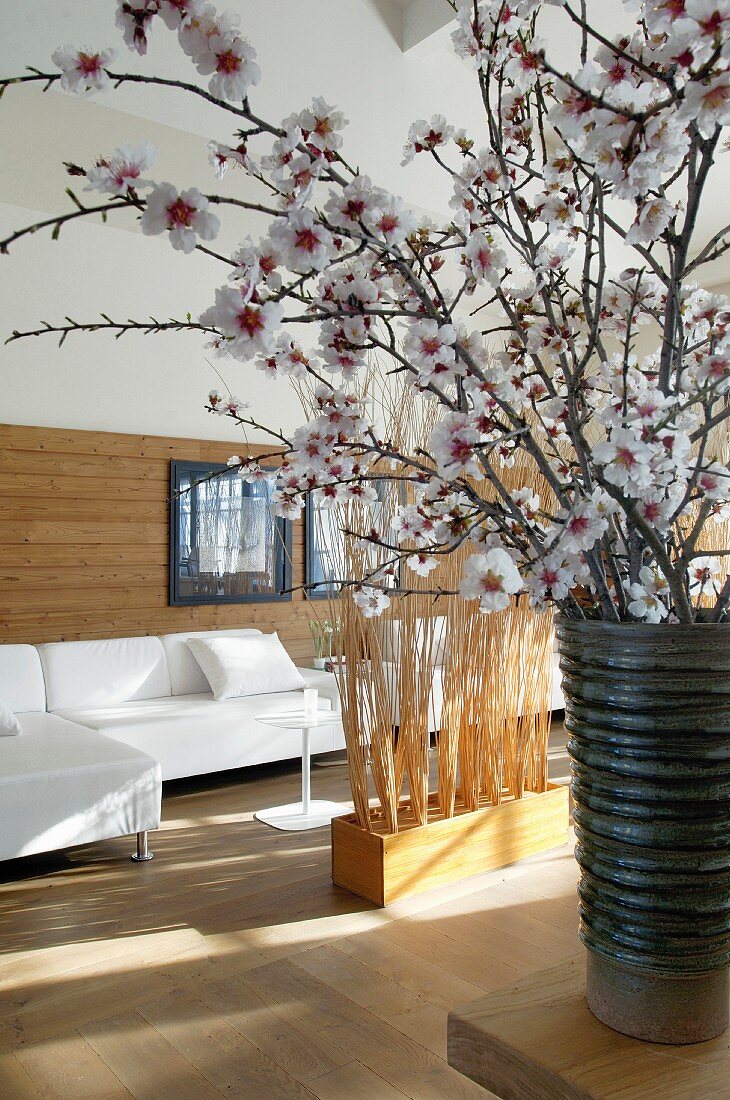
(170, 460, 292, 605)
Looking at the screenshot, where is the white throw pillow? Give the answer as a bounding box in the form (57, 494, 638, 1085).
(0, 698, 22, 737)
(186, 633, 306, 701)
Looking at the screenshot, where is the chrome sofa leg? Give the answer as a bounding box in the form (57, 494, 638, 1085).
(131, 830, 154, 862)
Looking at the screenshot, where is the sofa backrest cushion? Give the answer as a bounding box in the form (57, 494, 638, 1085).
(161, 627, 263, 696)
(379, 616, 448, 666)
(0, 644, 47, 713)
(38, 636, 171, 711)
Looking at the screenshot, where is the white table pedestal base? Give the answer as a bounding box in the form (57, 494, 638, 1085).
(254, 715, 349, 832)
(254, 799, 350, 832)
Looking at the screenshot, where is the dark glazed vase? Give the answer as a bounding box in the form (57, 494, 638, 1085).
(556, 617, 730, 1044)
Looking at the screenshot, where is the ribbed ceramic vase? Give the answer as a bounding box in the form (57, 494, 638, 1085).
(556, 617, 730, 1045)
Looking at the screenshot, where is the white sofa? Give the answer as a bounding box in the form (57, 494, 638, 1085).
(0, 628, 343, 863)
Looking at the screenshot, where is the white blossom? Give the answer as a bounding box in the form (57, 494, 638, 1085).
(627, 566, 670, 623)
(140, 183, 219, 252)
(51, 45, 116, 93)
(85, 142, 156, 195)
(402, 115, 454, 164)
(353, 586, 391, 618)
(460, 548, 523, 613)
(689, 556, 725, 598)
(270, 210, 334, 273)
(200, 286, 283, 358)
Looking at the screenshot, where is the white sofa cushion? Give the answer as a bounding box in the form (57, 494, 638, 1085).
(381, 661, 444, 731)
(382, 651, 562, 730)
(0, 698, 22, 736)
(38, 636, 171, 710)
(0, 644, 46, 713)
(55, 688, 339, 781)
(187, 633, 306, 701)
(379, 616, 447, 665)
(161, 627, 263, 696)
(0, 713, 161, 861)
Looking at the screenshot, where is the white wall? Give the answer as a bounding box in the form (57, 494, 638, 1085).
(0, 0, 476, 441)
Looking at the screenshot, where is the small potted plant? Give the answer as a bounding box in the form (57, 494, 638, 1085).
(309, 619, 332, 669)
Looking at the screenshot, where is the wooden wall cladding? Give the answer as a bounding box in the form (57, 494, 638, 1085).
(0, 423, 317, 661)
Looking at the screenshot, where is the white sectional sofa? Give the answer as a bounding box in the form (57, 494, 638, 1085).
(0, 628, 342, 864)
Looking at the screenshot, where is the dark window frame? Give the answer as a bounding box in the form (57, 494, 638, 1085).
(169, 459, 292, 606)
(305, 495, 341, 601)
(305, 482, 400, 601)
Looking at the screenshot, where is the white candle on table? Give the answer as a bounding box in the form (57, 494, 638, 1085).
(303, 687, 318, 719)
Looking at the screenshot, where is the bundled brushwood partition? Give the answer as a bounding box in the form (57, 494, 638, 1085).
(298, 372, 568, 904)
(329, 570, 556, 834)
(329, 579, 566, 905)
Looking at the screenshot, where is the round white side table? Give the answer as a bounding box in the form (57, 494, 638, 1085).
(253, 710, 351, 831)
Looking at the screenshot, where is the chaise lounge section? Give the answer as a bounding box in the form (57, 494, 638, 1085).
(0, 645, 161, 863)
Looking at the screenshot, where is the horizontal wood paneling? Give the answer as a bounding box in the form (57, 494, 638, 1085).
(0, 423, 315, 655)
(0, 473, 166, 500)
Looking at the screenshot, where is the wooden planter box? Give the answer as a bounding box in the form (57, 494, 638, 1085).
(332, 783, 569, 907)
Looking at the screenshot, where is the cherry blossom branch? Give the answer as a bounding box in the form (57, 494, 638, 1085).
(690, 401, 730, 443)
(0, 196, 141, 253)
(0, 67, 254, 123)
(5, 315, 219, 347)
(685, 224, 730, 276)
(711, 576, 730, 623)
(601, 483, 695, 623)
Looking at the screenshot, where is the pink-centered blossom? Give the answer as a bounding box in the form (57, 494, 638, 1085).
(178, 6, 242, 60)
(697, 462, 730, 501)
(140, 182, 219, 252)
(296, 97, 348, 158)
(402, 115, 455, 164)
(207, 140, 249, 179)
(208, 390, 247, 416)
(627, 565, 670, 623)
(696, 353, 730, 394)
(371, 196, 417, 247)
(195, 32, 261, 102)
(85, 142, 156, 196)
(229, 237, 283, 296)
(551, 498, 610, 555)
(460, 548, 523, 613)
(51, 45, 116, 93)
(159, 0, 206, 30)
(625, 197, 676, 247)
(257, 335, 311, 380)
(688, 555, 725, 597)
(429, 413, 483, 481)
(200, 286, 284, 359)
(463, 230, 507, 289)
(406, 553, 439, 576)
(592, 427, 654, 494)
(115, 0, 159, 56)
(325, 176, 380, 229)
(353, 586, 391, 618)
(403, 320, 457, 385)
(525, 554, 576, 608)
(680, 73, 730, 137)
(270, 210, 334, 273)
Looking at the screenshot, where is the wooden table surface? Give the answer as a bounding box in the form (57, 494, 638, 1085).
(448, 955, 730, 1099)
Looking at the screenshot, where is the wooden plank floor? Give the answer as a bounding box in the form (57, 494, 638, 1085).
(0, 734, 579, 1099)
